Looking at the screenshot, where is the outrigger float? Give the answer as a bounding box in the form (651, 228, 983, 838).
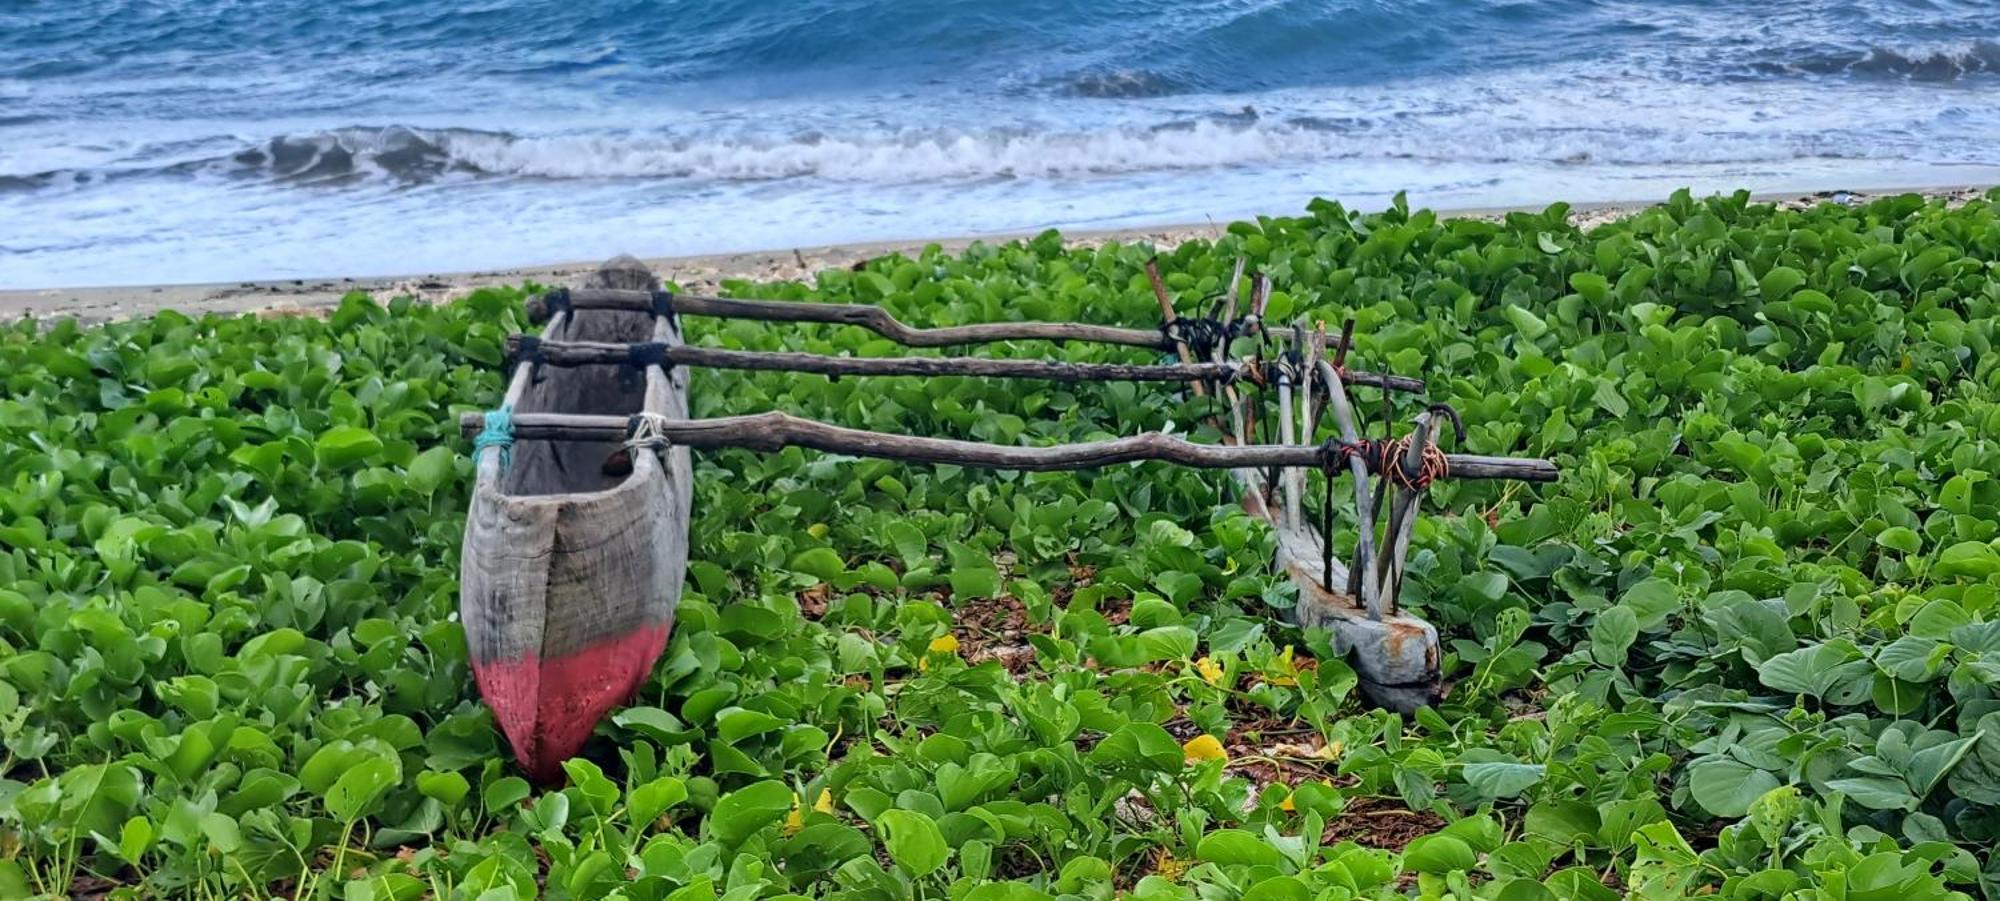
(457, 255, 1558, 779)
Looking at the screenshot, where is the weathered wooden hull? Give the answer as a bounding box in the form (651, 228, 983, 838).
(460, 258, 692, 781)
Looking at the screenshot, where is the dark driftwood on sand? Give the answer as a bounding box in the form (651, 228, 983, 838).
(457, 410, 1560, 481)
(505, 335, 1243, 383)
(526, 289, 1424, 392)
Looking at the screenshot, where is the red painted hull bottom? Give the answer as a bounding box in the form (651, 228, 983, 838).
(473, 623, 672, 783)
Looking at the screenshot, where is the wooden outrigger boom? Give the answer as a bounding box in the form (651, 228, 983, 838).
(455, 410, 1554, 482)
(458, 254, 1560, 777)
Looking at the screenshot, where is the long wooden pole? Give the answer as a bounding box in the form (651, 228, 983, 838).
(456, 410, 1559, 481)
(507, 336, 1244, 383)
(527, 289, 1424, 392)
(538, 288, 1166, 349)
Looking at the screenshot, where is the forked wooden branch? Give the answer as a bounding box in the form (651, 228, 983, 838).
(457, 410, 1559, 480)
(1315, 357, 1383, 616)
(1371, 411, 1438, 616)
(506, 336, 1244, 383)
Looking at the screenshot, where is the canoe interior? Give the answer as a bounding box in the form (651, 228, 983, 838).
(501, 307, 660, 497)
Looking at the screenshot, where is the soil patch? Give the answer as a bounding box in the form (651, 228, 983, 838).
(1322, 796, 1447, 852)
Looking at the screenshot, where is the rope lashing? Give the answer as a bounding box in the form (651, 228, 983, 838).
(1317, 436, 1450, 491)
(1312, 423, 1454, 592)
(473, 406, 516, 472)
(1259, 347, 1305, 387)
(626, 412, 673, 453)
(1161, 317, 1231, 359)
(1160, 315, 1266, 359)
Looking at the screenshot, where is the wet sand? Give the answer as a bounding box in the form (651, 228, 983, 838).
(3, 185, 1987, 326)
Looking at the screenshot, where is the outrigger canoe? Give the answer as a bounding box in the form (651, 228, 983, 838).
(454, 254, 1558, 781)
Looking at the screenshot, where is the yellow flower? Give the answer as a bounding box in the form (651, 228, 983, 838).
(929, 633, 960, 655)
(1195, 656, 1224, 686)
(1182, 734, 1227, 763)
(917, 657, 929, 673)
(782, 794, 804, 836)
(1153, 847, 1190, 880)
(813, 789, 835, 814)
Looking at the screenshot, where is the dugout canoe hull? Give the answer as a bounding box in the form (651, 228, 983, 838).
(460, 257, 693, 782)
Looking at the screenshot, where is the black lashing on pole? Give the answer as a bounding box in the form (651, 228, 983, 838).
(507, 334, 547, 385)
(509, 335, 543, 367)
(626, 342, 671, 370)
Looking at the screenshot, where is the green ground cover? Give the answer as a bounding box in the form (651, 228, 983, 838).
(4, 188, 2000, 899)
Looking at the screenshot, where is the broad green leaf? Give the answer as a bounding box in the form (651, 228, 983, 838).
(877, 809, 949, 877)
(324, 754, 401, 822)
(709, 780, 793, 846)
(1687, 759, 1780, 818)
(1196, 829, 1286, 867)
(1402, 834, 1476, 873)
(1875, 526, 1921, 555)
(315, 426, 385, 468)
(1462, 758, 1547, 799)
(1086, 722, 1183, 773)
(1588, 606, 1638, 666)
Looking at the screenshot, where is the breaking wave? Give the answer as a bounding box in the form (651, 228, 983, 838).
(1761, 39, 2000, 81)
(2, 118, 1884, 194)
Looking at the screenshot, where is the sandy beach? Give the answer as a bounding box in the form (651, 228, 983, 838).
(3, 185, 1987, 326)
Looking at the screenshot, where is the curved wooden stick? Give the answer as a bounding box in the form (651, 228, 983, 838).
(456, 410, 1560, 481)
(506, 336, 1244, 383)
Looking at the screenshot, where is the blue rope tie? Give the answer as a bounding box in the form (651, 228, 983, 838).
(473, 406, 515, 472)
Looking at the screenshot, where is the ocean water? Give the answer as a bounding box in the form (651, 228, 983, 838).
(3, 0, 1999, 288)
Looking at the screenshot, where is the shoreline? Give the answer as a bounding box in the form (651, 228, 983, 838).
(3, 184, 1989, 325)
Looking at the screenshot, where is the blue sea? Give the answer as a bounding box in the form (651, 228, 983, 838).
(4, 0, 1999, 288)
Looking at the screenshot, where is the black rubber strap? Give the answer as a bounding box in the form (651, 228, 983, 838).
(510, 335, 543, 367)
(542, 288, 571, 317)
(627, 341, 671, 369)
(651, 290, 675, 318)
